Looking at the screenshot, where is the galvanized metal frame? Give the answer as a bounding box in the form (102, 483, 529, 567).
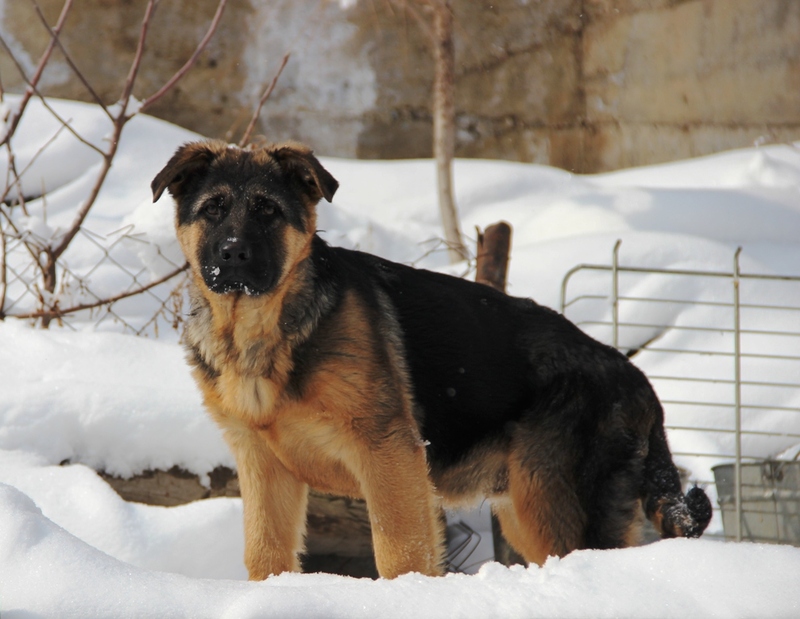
(560, 241, 800, 543)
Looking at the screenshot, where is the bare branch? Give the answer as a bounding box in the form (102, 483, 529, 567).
(117, 0, 158, 117)
(49, 0, 161, 260)
(0, 122, 70, 208)
(1, 0, 226, 327)
(0, 0, 74, 147)
(139, 0, 229, 114)
(0, 38, 105, 156)
(53, 0, 228, 259)
(0, 215, 7, 319)
(35, 97, 106, 156)
(50, 151, 110, 259)
(0, 192, 45, 269)
(2, 142, 27, 214)
(10, 262, 189, 321)
(30, 0, 113, 120)
(238, 52, 290, 147)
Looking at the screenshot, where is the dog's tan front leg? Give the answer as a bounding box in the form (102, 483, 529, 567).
(224, 424, 308, 580)
(358, 438, 444, 579)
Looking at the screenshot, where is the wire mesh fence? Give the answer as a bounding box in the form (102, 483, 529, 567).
(561, 240, 800, 546)
(0, 0, 235, 338)
(1, 216, 187, 337)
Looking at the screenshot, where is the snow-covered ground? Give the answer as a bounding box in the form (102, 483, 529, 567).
(1, 97, 800, 617)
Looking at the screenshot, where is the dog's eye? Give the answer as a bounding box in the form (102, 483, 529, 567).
(253, 196, 279, 216)
(202, 196, 225, 219)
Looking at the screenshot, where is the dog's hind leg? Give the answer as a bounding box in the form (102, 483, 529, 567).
(493, 448, 586, 565)
(582, 468, 648, 550)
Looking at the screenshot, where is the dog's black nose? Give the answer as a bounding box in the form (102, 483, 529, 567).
(218, 238, 251, 265)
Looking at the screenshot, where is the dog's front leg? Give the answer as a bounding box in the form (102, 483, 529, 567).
(223, 423, 309, 580)
(357, 436, 444, 579)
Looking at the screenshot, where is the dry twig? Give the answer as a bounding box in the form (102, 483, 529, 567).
(238, 52, 290, 147)
(30, 0, 111, 120)
(140, 0, 229, 113)
(12, 262, 189, 322)
(0, 0, 228, 329)
(0, 0, 74, 148)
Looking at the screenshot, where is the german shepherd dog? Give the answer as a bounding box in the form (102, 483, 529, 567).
(152, 141, 711, 580)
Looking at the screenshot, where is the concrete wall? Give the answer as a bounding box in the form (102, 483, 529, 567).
(1, 0, 798, 172)
(583, 0, 800, 169)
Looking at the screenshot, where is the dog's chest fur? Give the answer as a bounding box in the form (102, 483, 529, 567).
(183, 282, 294, 425)
(181, 278, 404, 498)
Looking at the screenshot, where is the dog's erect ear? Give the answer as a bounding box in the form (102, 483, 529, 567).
(151, 141, 225, 203)
(271, 142, 339, 203)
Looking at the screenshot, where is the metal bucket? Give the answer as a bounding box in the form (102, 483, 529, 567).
(713, 461, 800, 545)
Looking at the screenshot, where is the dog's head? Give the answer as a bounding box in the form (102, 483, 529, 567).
(152, 140, 338, 297)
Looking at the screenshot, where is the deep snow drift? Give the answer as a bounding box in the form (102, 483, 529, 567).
(1, 97, 800, 617)
(3, 481, 799, 618)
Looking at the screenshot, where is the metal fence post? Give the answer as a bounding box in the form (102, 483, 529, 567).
(561, 244, 800, 544)
(612, 240, 622, 350)
(733, 247, 743, 542)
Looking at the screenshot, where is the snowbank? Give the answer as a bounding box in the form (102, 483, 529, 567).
(2, 482, 799, 618)
(1, 96, 800, 616)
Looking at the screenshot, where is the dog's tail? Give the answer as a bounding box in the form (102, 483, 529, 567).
(642, 418, 712, 538)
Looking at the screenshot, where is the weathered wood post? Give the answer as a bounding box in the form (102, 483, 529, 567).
(475, 222, 512, 292)
(475, 221, 524, 567)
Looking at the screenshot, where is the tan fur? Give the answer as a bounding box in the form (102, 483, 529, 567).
(176, 180, 444, 578)
(431, 440, 509, 508)
(154, 139, 710, 581)
(161, 141, 513, 577)
(195, 289, 445, 578)
(623, 500, 646, 547)
(489, 449, 587, 566)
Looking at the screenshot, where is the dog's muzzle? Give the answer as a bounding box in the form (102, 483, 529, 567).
(202, 237, 270, 296)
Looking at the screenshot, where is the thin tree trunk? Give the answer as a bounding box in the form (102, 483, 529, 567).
(431, 0, 467, 264)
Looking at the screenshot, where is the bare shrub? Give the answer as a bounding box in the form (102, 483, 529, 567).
(0, 0, 228, 334)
